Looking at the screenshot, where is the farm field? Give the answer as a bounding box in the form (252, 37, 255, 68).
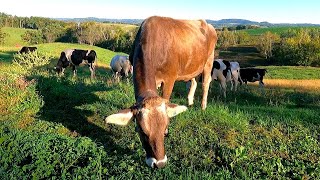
(1, 40, 320, 178)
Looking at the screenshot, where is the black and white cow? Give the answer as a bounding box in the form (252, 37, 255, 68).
(19, 46, 37, 53)
(55, 49, 97, 78)
(110, 55, 133, 81)
(239, 68, 267, 88)
(211, 59, 243, 98)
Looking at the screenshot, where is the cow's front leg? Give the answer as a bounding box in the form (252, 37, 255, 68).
(187, 78, 197, 106)
(162, 80, 175, 100)
(71, 65, 77, 77)
(89, 63, 95, 78)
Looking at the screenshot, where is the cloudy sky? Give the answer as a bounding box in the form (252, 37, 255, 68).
(0, 0, 318, 24)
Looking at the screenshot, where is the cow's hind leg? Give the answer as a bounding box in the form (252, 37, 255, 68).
(201, 56, 214, 110)
(71, 65, 77, 77)
(219, 80, 227, 98)
(187, 78, 197, 106)
(89, 63, 95, 78)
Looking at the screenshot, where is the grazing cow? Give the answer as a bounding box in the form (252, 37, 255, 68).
(19, 46, 37, 53)
(105, 16, 217, 168)
(211, 59, 243, 98)
(55, 49, 96, 78)
(240, 68, 267, 88)
(110, 55, 133, 81)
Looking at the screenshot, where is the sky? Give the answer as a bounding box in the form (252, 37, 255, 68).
(0, 0, 319, 24)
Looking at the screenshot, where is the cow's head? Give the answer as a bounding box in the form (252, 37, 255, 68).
(105, 96, 187, 168)
(54, 52, 69, 74)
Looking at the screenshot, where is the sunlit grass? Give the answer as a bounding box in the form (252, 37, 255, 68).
(264, 79, 320, 92)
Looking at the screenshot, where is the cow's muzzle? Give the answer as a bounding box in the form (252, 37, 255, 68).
(146, 155, 167, 168)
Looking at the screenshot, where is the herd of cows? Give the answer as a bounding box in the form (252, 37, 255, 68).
(19, 16, 267, 168)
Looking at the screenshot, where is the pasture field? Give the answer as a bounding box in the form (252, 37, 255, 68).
(0, 43, 320, 179)
(242, 26, 320, 36)
(1, 27, 33, 47)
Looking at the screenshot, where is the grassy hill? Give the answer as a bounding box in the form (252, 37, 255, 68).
(1, 27, 34, 46)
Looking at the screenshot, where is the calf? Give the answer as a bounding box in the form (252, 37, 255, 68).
(19, 46, 37, 53)
(110, 55, 133, 81)
(211, 59, 243, 98)
(105, 16, 217, 168)
(240, 68, 267, 88)
(55, 49, 96, 78)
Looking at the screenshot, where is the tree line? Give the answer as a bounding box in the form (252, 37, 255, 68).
(0, 12, 137, 54)
(217, 28, 320, 66)
(1, 12, 320, 66)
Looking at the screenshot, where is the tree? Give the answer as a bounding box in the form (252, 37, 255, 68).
(272, 28, 320, 66)
(217, 29, 237, 50)
(41, 22, 64, 43)
(257, 31, 280, 59)
(77, 22, 101, 45)
(21, 30, 44, 44)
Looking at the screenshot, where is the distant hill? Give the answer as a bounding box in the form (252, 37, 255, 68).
(54, 17, 320, 28)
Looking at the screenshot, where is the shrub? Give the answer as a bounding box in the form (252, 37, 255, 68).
(13, 51, 52, 70)
(0, 126, 106, 179)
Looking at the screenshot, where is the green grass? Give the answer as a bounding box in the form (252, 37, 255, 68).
(242, 26, 320, 36)
(0, 46, 320, 179)
(260, 66, 320, 79)
(0, 42, 123, 69)
(1, 27, 34, 46)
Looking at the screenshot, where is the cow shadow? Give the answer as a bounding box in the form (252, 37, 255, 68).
(28, 72, 135, 156)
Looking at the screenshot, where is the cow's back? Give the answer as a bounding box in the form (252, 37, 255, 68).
(135, 16, 217, 82)
(111, 55, 130, 72)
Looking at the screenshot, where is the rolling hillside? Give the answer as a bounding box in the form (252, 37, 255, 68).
(1, 27, 34, 46)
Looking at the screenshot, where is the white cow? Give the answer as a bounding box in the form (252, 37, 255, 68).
(110, 55, 133, 81)
(211, 59, 243, 98)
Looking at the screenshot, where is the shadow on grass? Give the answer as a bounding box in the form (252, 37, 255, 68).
(0, 51, 17, 64)
(28, 67, 135, 156)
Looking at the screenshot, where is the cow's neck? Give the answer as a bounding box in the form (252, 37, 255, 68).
(133, 57, 158, 102)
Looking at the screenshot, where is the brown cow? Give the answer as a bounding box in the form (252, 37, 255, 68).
(105, 16, 217, 168)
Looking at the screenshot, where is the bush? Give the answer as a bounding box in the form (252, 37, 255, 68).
(13, 51, 52, 70)
(0, 126, 106, 179)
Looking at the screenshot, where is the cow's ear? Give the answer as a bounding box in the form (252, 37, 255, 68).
(105, 109, 133, 126)
(166, 103, 187, 118)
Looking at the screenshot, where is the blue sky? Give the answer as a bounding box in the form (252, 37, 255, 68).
(0, 0, 319, 24)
